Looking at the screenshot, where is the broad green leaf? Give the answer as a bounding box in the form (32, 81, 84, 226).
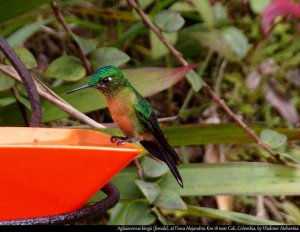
(279, 152, 300, 164)
(137, 0, 154, 10)
(45, 56, 86, 81)
(7, 18, 53, 48)
(191, 0, 214, 28)
(152, 207, 174, 225)
(89, 47, 130, 71)
(101, 124, 300, 147)
(0, 0, 49, 23)
(0, 103, 25, 126)
(150, 30, 177, 58)
(186, 70, 202, 92)
(5, 47, 37, 69)
(213, 2, 228, 27)
(71, 34, 97, 55)
(260, 129, 287, 149)
(109, 201, 156, 225)
(41, 65, 195, 122)
(154, 10, 185, 33)
(170, 2, 196, 12)
(161, 124, 299, 147)
(0, 71, 15, 91)
(287, 148, 300, 164)
(222, 27, 249, 59)
(155, 189, 187, 210)
(177, 205, 283, 225)
(250, 0, 271, 14)
(192, 30, 237, 61)
(111, 163, 300, 199)
(0, 97, 16, 107)
(141, 156, 169, 178)
(135, 180, 161, 204)
(16, 94, 31, 110)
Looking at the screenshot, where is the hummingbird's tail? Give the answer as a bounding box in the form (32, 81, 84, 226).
(140, 140, 183, 188)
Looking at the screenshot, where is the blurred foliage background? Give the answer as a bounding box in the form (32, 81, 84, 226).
(1, 0, 300, 225)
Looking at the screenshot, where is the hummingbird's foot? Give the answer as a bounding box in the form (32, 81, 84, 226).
(110, 135, 127, 143)
(110, 135, 138, 145)
(117, 138, 138, 145)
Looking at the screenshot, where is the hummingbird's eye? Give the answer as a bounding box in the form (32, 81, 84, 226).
(101, 77, 112, 84)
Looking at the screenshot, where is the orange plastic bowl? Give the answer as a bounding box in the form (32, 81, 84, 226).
(0, 127, 142, 220)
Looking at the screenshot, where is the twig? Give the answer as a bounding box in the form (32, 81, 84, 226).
(0, 64, 105, 128)
(133, 158, 144, 180)
(264, 197, 285, 223)
(51, 0, 92, 75)
(126, 0, 275, 157)
(0, 36, 41, 127)
(256, 195, 267, 219)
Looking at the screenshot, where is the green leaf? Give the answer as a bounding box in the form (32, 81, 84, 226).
(150, 30, 177, 58)
(192, 30, 237, 61)
(0, 97, 16, 107)
(170, 2, 196, 12)
(160, 163, 300, 196)
(141, 156, 169, 178)
(0, 103, 25, 126)
(7, 18, 53, 48)
(152, 207, 174, 225)
(109, 201, 156, 225)
(6, 47, 37, 69)
(135, 180, 161, 204)
(186, 70, 202, 92)
(249, 0, 271, 14)
(179, 205, 283, 225)
(260, 129, 287, 149)
(0, 71, 15, 91)
(283, 201, 300, 224)
(112, 163, 300, 199)
(191, 0, 214, 28)
(89, 47, 130, 71)
(71, 33, 97, 55)
(155, 189, 187, 210)
(154, 10, 185, 33)
(0, 0, 50, 23)
(221, 27, 249, 59)
(41, 65, 195, 122)
(286, 148, 300, 164)
(101, 124, 300, 147)
(137, 0, 154, 10)
(45, 56, 86, 81)
(212, 2, 228, 27)
(16, 94, 31, 110)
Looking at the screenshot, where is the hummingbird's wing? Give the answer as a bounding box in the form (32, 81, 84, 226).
(134, 96, 181, 163)
(134, 95, 183, 187)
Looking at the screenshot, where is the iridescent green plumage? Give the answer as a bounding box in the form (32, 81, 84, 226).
(67, 66, 183, 187)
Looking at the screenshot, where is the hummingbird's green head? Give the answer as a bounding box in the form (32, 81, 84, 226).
(67, 66, 129, 95)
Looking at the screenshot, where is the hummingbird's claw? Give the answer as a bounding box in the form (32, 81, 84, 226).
(110, 135, 128, 144)
(110, 136, 138, 145)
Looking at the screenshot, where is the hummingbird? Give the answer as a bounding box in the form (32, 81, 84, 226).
(67, 66, 183, 187)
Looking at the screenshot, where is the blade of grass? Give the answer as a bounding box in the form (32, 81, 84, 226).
(172, 205, 284, 225)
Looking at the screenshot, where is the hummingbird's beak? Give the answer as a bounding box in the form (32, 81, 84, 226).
(66, 83, 91, 94)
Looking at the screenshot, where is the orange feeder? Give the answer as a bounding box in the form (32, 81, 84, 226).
(0, 127, 142, 221)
